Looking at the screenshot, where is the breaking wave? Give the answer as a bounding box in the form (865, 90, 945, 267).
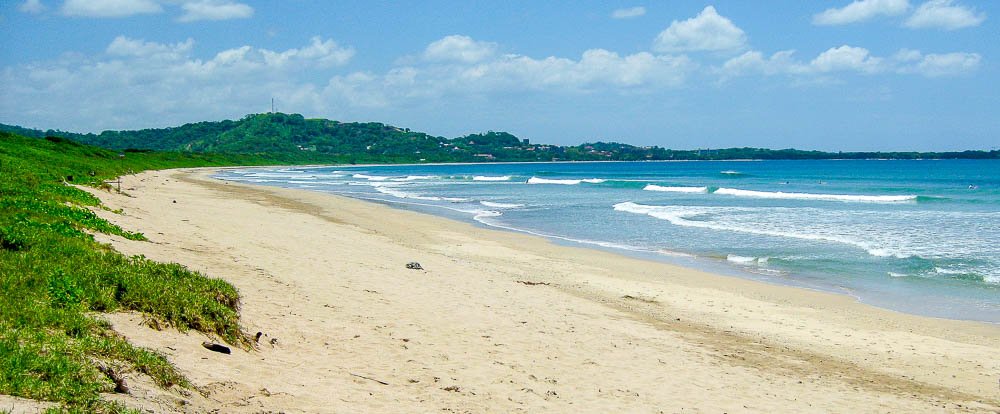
(643, 184, 709, 193)
(713, 188, 917, 203)
(371, 183, 467, 202)
(612, 202, 902, 258)
(527, 177, 606, 185)
(480, 201, 525, 209)
(353, 174, 390, 181)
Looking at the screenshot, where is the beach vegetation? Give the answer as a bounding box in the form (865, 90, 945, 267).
(0, 132, 267, 411)
(4, 113, 996, 163)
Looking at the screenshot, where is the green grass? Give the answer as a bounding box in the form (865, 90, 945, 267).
(0, 132, 278, 411)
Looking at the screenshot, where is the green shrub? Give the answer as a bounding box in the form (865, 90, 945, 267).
(0, 132, 263, 411)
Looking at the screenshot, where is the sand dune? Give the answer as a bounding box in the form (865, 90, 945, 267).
(69, 168, 1000, 413)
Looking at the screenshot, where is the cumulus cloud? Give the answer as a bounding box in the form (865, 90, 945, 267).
(331, 44, 697, 109)
(904, 0, 985, 30)
(106, 35, 194, 59)
(812, 0, 910, 25)
(460, 49, 695, 91)
(893, 50, 982, 76)
(611, 6, 646, 19)
(719, 45, 980, 79)
(178, 0, 254, 22)
(259, 36, 355, 68)
(0, 35, 355, 131)
(719, 50, 807, 78)
(19, 0, 46, 14)
(891, 48, 923, 62)
(810, 45, 883, 73)
(423, 35, 498, 63)
(653, 6, 746, 53)
(61, 0, 162, 18)
(0, 31, 705, 133)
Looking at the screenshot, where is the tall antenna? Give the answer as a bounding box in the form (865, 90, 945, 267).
(271, 97, 275, 113)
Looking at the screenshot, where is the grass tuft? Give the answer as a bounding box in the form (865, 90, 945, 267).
(0, 132, 266, 410)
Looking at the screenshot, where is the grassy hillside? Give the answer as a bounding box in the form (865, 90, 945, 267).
(4, 113, 997, 162)
(0, 132, 285, 412)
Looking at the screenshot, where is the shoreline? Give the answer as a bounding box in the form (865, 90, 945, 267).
(77, 167, 999, 412)
(218, 164, 999, 325)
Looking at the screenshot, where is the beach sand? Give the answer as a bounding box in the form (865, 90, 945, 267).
(66, 168, 1000, 413)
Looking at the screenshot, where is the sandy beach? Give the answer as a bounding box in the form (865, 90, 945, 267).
(65, 168, 1000, 413)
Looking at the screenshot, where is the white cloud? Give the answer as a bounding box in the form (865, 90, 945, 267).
(465, 49, 695, 91)
(904, 0, 985, 30)
(19, 0, 46, 14)
(719, 50, 806, 78)
(329, 44, 697, 110)
(719, 45, 980, 79)
(611, 6, 646, 19)
(61, 0, 162, 18)
(891, 48, 923, 62)
(810, 45, 883, 73)
(106, 35, 194, 59)
(812, 0, 910, 25)
(901, 52, 982, 77)
(0, 35, 356, 131)
(259, 36, 355, 68)
(1, 32, 700, 133)
(653, 6, 746, 53)
(423, 35, 498, 63)
(178, 0, 254, 22)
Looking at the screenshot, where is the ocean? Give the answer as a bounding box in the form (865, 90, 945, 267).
(215, 160, 1000, 323)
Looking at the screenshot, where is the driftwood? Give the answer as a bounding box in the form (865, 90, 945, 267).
(350, 373, 389, 385)
(202, 342, 231, 354)
(95, 361, 129, 394)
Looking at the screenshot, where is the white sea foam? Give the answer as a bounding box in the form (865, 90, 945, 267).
(527, 177, 605, 185)
(528, 177, 579, 185)
(934, 267, 966, 275)
(480, 201, 525, 209)
(613, 202, 896, 258)
(888, 272, 908, 278)
(473, 210, 502, 220)
(353, 174, 390, 181)
(726, 255, 768, 265)
(726, 255, 757, 265)
(643, 184, 708, 193)
(467, 214, 650, 254)
(657, 249, 696, 258)
(392, 175, 438, 181)
(246, 172, 306, 178)
(714, 188, 917, 203)
(473, 175, 511, 181)
(370, 184, 467, 202)
(720, 170, 742, 175)
(866, 248, 911, 259)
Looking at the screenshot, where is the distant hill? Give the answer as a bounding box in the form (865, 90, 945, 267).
(3, 113, 997, 162)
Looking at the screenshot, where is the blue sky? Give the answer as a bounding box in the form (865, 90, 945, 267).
(1, 1, 996, 151)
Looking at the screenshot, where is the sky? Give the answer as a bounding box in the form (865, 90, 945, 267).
(0, 1, 997, 151)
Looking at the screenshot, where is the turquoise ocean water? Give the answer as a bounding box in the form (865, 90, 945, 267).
(216, 160, 1000, 323)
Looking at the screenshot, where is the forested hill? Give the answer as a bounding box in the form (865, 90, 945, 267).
(3, 112, 997, 162)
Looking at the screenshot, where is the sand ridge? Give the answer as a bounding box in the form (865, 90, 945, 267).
(65, 168, 1000, 413)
